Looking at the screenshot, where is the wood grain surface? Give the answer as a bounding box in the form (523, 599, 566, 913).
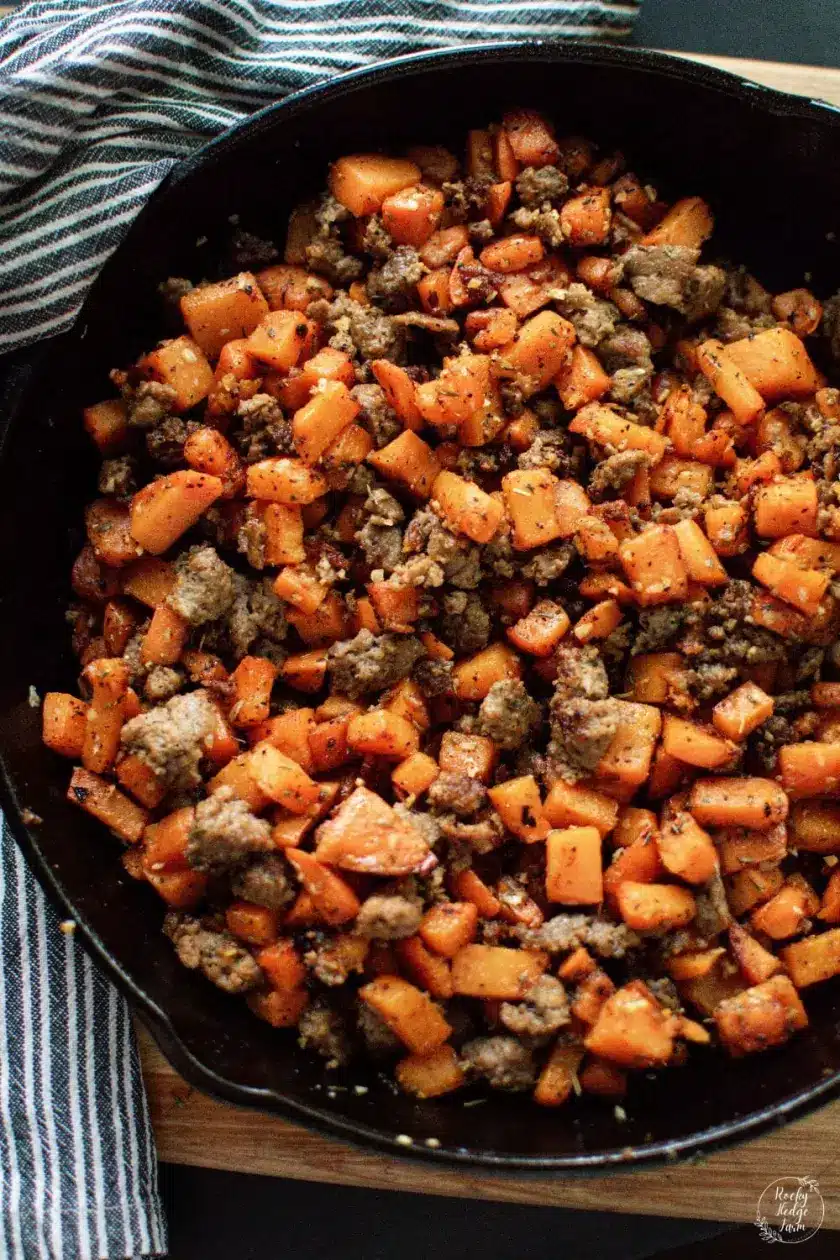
(2, 23, 836, 1217)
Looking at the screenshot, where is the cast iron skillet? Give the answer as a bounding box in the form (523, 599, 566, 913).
(2, 42, 840, 1172)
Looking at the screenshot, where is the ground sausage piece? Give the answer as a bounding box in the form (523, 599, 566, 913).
(351, 384, 402, 448)
(354, 893, 423, 940)
(521, 544, 574, 586)
(186, 787, 273, 872)
(548, 695, 619, 782)
(366, 245, 425, 312)
(229, 230, 278, 270)
(120, 689, 217, 793)
(438, 591, 490, 656)
(622, 244, 726, 322)
(304, 937, 367, 987)
(122, 380, 177, 429)
(553, 283, 618, 347)
(146, 416, 190, 468)
(437, 809, 504, 854)
(413, 657, 454, 697)
(517, 430, 571, 474)
(476, 680, 541, 751)
(460, 1036, 536, 1091)
(588, 449, 650, 501)
(143, 666, 183, 703)
(515, 165, 569, 207)
(427, 772, 487, 817)
(231, 854, 295, 910)
(233, 394, 294, 464)
(553, 642, 610, 700)
(327, 630, 425, 699)
(226, 575, 288, 658)
(518, 913, 641, 958)
(355, 486, 405, 573)
(297, 1001, 351, 1066)
(163, 913, 262, 994)
(499, 975, 570, 1039)
(309, 294, 404, 364)
(167, 546, 237, 626)
(98, 456, 137, 498)
(403, 507, 482, 590)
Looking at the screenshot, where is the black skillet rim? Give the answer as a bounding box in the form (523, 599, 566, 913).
(3, 38, 840, 1174)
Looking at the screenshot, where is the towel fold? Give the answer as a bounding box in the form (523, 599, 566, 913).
(0, 2, 640, 1256)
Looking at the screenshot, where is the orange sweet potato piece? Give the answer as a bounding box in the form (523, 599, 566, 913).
(367, 582, 420, 633)
(662, 715, 737, 771)
(584, 980, 676, 1067)
(251, 708, 315, 774)
(347, 709, 419, 761)
(716, 822, 787, 874)
(714, 974, 807, 1056)
(573, 599, 623, 645)
(392, 751, 439, 801)
(83, 399, 129, 454)
(502, 468, 564, 551)
(286, 849, 360, 926)
(246, 310, 312, 372)
(359, 975, 451, 1056)
(750, 879, 817, 940)
(689, 776, 789, 830)
(725, 326, 821, 401)
(696, 339, 765, 424)
(452, 642, 521, 702)
(726, 867, 785, 917)
(419, 902, 479, 958)
(183, 427, 243, 498)
(545, 827, 603, 904)
(657, 797, 719, 885)
(42, 693, 88, 758)
(226, 901, 280, 948)
(533, 1044, 584, 1108)
(432, 470, 504, 544)
(554, 344, 612, 410)
(330, 155, 421, 217)
(789, 800, 840, 852)
(560, 187, 611, 246)
(451, 944, 548, 999)
(616, 881, 696, 932)
(780, 926, 840, 987)
(140, 604, 188, 667)
(257, 938, 307, 991)
(753, 551, 829, 616)
(506, 599, 570, 657)
(594, 701, 662, 797)
(139, 336, 214, 411)
(67, 767, 148, 844)
(292, 379, 359, 466)
(728, 922, 781, 986)
(368, 429, 441, 499)
(81, 657, 130, 774)
(129, 471, 223, 555)
(448, 868, 501, 919)
(256, 263, 333, 312)
(603, 837, 663, 907)
(570, 967, 615, 1026)
(314, 785, 431, 875)
(673, 518, 728, 586)
(642, 197, 714, 248)
(543, 780, 619, 837)
(280, 648, 328, 693)
(143, 865, 208, 910)
(495, 310, 576, 395)
(381, 183, 444, 247)
(754, 475, 819, 539)
(396, 935, 453, 999)
(180, 272, 269, 358)
(246, 457, 328, 505)
(480, 234, 544, 273)
(488, 775, 549, 843)
(704, 501, 749, 557)
(370, 359, 423, 430)
(619, 525, 688, 606)
(115, 752, 166, 809)
(85, 498, 143, 568)
(438, 731, 498, 783)
(395, 1044, 464, 1098)
(569, 401, 669, 461)
(229, 656, 277, 729)
(502, 109, 560, 167)
(712, 682, 775, 742)
(248, 742, 320, 814)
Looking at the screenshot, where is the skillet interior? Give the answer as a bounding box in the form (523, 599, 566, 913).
(2, 42, 840, 1170)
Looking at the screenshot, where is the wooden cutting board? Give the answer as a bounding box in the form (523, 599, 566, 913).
(137, 52, 840, 1226)
(113, 49, 829, 1224)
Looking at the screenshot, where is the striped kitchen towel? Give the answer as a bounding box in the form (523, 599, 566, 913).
(0, 3, 640, 1258)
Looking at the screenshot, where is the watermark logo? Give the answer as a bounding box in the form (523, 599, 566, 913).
(755, 1176, 824, 1244)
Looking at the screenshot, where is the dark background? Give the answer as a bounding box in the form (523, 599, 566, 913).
(161, 3, 840, 1256)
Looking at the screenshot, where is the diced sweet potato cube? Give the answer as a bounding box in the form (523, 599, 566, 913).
(451, 944, 547, 999)
(256, 264, 333, 312)
(139, 336, 214, 411)
(657, 800, 718, 885)
(432, 470, 504, 544)
(448, 868, 501, 918)
(689, 777, 789, 831)
(438, 732, 497, 783)
(729, 923, 781, 986)
(419, 902, 479, 958)
(395, 1044, 464, 1097)
(584, 980, 676, 1068)
(452, 643, 521, 701)
(779, 743, 840, 798)
(392, 751, 439, 800)
(286, 849, 360, 926)
(368, 430, 441, 498)
(506, 599, 570, 657)
(780, 927, 840, 987)
(359, 975, 451, 1056)
(488, 775, 549, 843)
(247, 310, 311, 372)
(83, 399, 129, 453)
(180, 272, 269, 358)
(662, 715, 737, 771)
(67, 767, 148, 844)
(594, 701, 662, 796)
(533, 1044, 584, 1108)
(246, 458, 328, 505)
(545, 827, 603, 905)
(329, 155, 421, 217)
(314, 785, 431, 875)
(716, 822, 787, 874)
(129, 471, 223, 555)
(543, 781, 618, 837)
(713, 683, 775, 742)
(725, 326, 821, 401)
(696, 339, 765, 424)
(789, 800, 840, 853)
(619, 525, 688, 607)
(347, 709, 419, 761)
(293, 379, 359, 466)
(42, 693, 88, 758)
(502, 468, 565, 551)
(714, 974, 807, 1056)
(616, 881, 695, 932)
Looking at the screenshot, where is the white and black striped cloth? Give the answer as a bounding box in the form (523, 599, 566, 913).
(0, 3, 640, 1257)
